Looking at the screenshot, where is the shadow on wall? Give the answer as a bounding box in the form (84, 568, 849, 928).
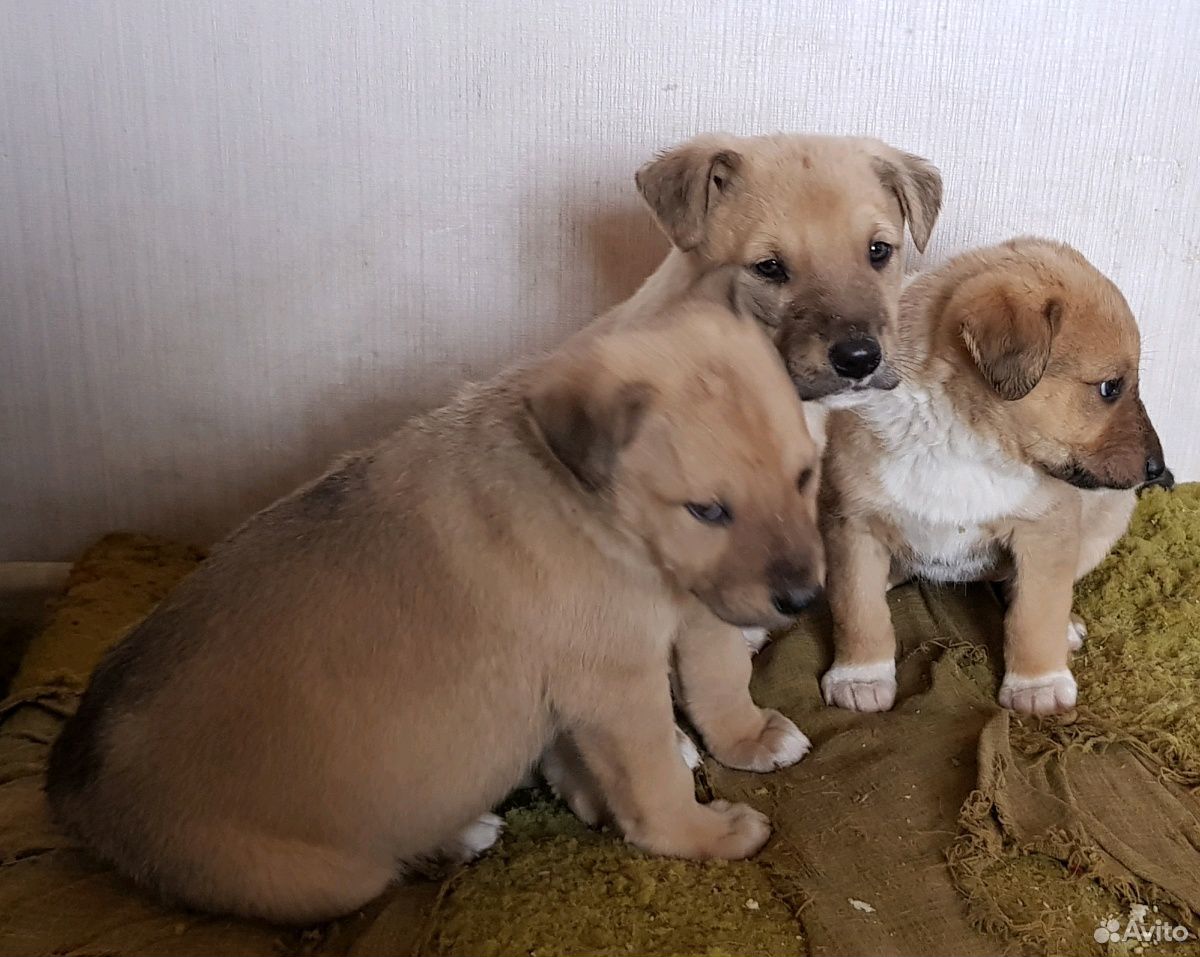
(234, 387, 433, 531)
(186, 197, 673, 545)
(585, 202, 672, 308)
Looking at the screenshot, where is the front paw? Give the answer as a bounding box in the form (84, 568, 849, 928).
(710, 709, 810, 772)
(693, 800, 772, 859)
(632, 799, 771, 861)
(821, 660, 897, 712)
(999, 669, 1077, 715)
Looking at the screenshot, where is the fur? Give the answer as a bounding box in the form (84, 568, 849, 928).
(46, 291, 824, 923)
(820, 237, 1168, 716)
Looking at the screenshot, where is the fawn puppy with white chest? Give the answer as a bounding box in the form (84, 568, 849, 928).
(820, 238, 1169, 716)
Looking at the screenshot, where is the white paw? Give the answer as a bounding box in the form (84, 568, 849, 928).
(760, 711, 811, 768)
(998, 669, 1077, 715)
(821, 660, 897, 712)
(714, 709, 811, 772)
(741, 627, 771, 654)
(676, 726, 703, 770)
(1067, 616, 1087, 652)
(450, 812, 504, 862)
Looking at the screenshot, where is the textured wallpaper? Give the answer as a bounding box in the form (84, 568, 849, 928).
(1, 0, 1198, 558)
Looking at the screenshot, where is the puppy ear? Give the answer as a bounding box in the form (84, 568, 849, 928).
(872, 147, 943, 253)
(635, 136, 743, 252)
(957, 277, 1064, 400)
(525, 356, 653, 492)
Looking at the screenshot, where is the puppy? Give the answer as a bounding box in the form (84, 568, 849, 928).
(611, 132, 943, 404)
(45, 289, 823, 923)
(819, 238, 1169, 716)
(540, 133, 945, 818)
(623, 132, 940, 639)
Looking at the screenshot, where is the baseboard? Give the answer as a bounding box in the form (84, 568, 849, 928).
(0, 563, 71, 595)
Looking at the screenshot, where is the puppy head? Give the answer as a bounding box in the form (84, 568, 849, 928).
(636, 133, 942, 400)
(950, 239, 1168, 490)
(526, 307, 823, 629)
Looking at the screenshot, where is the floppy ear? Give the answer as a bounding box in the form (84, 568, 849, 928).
(635, 136, 743, 252)
(956, 275, 1064, 400)
(872, 147, 943, 253)
(525, 357, 652, 492)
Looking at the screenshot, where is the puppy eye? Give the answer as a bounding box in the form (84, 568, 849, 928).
(752, 259, 789, 283)
(1098, 378, 1123, 401)
(684, 501, 733, 526)
(797, 467, 814, 492)
(868, 241, 893, 268)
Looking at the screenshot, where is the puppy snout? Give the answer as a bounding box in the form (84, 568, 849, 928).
(1144, 455, 1174, 490)
(768, 560, 821, 617)
(828, 337, 882, 380)
(1138, 404, 1172, 489)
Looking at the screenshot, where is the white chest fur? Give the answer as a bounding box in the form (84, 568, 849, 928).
(842, 384, 1042, 580)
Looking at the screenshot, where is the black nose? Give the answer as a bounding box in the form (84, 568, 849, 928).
(828, 337, 882, 379)
(771, 584, 819, 617)
(1144, 454, 1174, 489)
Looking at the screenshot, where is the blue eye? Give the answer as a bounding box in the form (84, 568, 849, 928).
(685, 501, 733, 526)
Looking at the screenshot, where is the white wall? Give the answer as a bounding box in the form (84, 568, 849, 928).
(2, 0, 1198, 560)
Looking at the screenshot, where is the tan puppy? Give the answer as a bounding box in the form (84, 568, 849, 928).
(819, 238, 1169, 716)
(621, 132, 940, 642)
(46, 288, 823, 923)
(539, 133, 944, 819)
(538, 134, 943, 818)
(611, 133, 943, 403)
